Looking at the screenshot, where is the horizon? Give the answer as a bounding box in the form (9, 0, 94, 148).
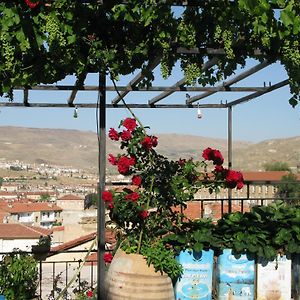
(0, 123, 299, 144)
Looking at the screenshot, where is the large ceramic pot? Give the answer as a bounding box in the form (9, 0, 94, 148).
(105, 249, 175, 300)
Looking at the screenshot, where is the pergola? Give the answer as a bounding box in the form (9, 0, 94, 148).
(1, 1, 299, 299)
(0, 53, 290, 299)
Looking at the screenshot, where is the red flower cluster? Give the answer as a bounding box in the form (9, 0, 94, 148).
(108, 154, 117, 165)
(132, 175, 142, 186)
(86, 290, 93, 298)
(202, 147, 224, 166)
(122, 118, 137, 131)
(108, 154, 136, 175)
(117, 156, 135, 175)
(139, 210, 149, 219)
(108, 128, 119, 141)
(141, 135, 158, 150)
(203, 148, 244, 190)
(103, 252, 113, 263)
(25, 0, 40, 8)
(125, 192, 140, 202)
(120, 130, 132, 141)
(102, 190, 113, 203)
(225, 169, 244, 189)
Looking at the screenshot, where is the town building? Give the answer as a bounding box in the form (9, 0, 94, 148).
(0, 202, 62, 228)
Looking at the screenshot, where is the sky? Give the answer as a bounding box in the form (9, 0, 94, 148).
(0, 59, 299, 143)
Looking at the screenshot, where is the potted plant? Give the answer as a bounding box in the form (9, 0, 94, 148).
(103, 117, 244, 299)
(31, 235, 51, 261)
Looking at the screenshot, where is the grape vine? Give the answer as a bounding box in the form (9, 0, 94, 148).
(0, 0, 298, 106)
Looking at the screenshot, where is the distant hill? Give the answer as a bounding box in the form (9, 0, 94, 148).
(0, 126, 298, 172)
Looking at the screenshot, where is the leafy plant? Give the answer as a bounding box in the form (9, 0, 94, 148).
(163, 219, 220, 255)
(276, 172, 300, 204)
(263, 161, 291, 171)
(35, 234, 51, 248)
(216, 201, 300, 260)
(103, 118, 244, 280)
(32, 235, 51, 260)
(0, 251, 38, 300)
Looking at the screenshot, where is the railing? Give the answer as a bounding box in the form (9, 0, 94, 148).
(0, 250, 98, 300)
(1, 192, 300, 299)
(37, 255, 97, 299)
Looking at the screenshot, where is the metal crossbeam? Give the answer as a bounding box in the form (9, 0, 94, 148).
(186, 60, 272, 104)
(148, 57, 219, 105)
(13, 85, 269, 92)
(227, 79, 289, 106)
(0, 103, 226, 109)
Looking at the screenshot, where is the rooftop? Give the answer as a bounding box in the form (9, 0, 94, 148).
(0, 223, 52, 239)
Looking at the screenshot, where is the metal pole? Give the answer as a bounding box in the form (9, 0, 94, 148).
(97, 73, 106, 300)
(228, 106, 233, 213)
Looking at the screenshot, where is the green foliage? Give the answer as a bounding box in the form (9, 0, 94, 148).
(0, 1, 299, 105)
(0, 252, 38, 300)
(276, 172, 300, 204)
(105, 118, 243, 280)
(263, 161, 290, 171)
(39, 193, 51, 201)
(142, 240, 183, 282)
(163, 219, 220, 255)
(216, 201, 300, 259)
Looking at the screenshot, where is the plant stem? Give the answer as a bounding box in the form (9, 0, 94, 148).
(137, 176, 155, 254)
(110, 74, 146, 133)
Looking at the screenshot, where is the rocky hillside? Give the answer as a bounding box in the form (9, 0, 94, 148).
(0, 126, 298, 172)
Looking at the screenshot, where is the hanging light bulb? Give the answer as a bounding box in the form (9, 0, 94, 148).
(73, 106, 78, 118)
(197, 103, 202, 119)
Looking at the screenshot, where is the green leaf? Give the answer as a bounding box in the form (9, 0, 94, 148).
(289, 97, 298, 108)
(281, 8, 295, 27)
(193, 242, 203, 253)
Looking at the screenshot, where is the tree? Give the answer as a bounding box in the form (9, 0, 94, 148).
(264, 161, 290, 171)
(39, 193, 50, 202)
(276, 173, 300, 204)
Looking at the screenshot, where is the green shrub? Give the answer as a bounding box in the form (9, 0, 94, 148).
(0, 252, 38, 300)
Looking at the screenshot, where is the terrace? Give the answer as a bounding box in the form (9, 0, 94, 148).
(0, 1, 299, 299)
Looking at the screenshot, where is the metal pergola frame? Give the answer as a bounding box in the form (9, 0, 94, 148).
(0, 51, 290, 299)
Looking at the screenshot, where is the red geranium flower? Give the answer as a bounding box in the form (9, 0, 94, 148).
(117, 156, 132, 175)
(102, 190, 113, 202)
(108, 154, 118, 166)
(151, 136, 158, 147)
(177, 158, 186, 166)
(122, 118, 137, 131)
(214, 165, 224, 173)
(125, 192, 140, 202)
(107, 202, 114, 210)
(202, 147, 224, 166)
(139, 210, 149, 219)
(108, 128, 119, 141)
(25, 0, 40, 8)
(141, 136, 153, 150)
(103, 252, 113, 263)
(129, 156, 136, 166)
(225, 169, 244, 189)
(120, 130, 132, 141)
(132, 175, 142, 186)
(86, 290, 93, 298)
